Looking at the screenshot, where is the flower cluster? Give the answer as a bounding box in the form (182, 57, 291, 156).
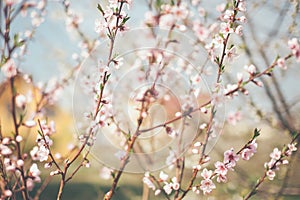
(1, 59, 17, 78)
(95, 0, 132, 36)
(27, 163, 42, 191)
(265, 142, 297, 180)
(144, 2, 189, 30)
(204, 1, 247, 62)
(142, 171, 180, 196)
(30, 120, 55, 162)
(193, 139, 257, 195)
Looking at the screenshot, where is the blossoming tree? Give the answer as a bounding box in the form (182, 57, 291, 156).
(0, 0, 300, 200)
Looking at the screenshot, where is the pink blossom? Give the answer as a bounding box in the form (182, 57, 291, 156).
(282, 159, 289, 165)
(38, 146, 49, 162)
(286, 143, 297, 156)
(225, 46, 238, 62)
(1, 59, 17, 78)
(159, 14, 175, 29)
(238, 16, 247, 23)
(248, 140, 258, 152)
(216, 3, 226, 13)
(288, 38, 299, 50)
(227, 111, 242, 126)
(115, 150, 126, 160)
(16, 135, 23, 142)
(144, 11, 158, 27)
(104, 6, 114, 19)
(198, 7, 206, 17)
(2, 137, 10, 145)
(159, 171, 168, 181)
(193, 21, 209, 42)
(171, 4, 189, 19)
(17, 159, 24, 167)
(224, 148, 239, 168)
(270, 148, 281, 160)
(235, 25, 243, 36)
(0, 145, 12, 156)
(100, 167, 113, 180)
(288, 38, 300, 62)
(30, 146, 49, 162)
(241, 140, 257, 160)
(201, 168, 213, 179)
(212, 34, 223, 47)
(30, 11, 44, 27)
(29, 163, 41, 182)
(264, 159, 276, 170)
(108, 0, 118, 8)
(220, 22, 234, 35)
(214, 161, 228, 176)
(211, 91, 224, 107)
(172, 182, 180, 190)
(266, 170, 276, 180)
(39, 120, 56, 136)
(26, 178, 35, 191)
(223, 10, 234, 21)
(244, 64, 256, 74)
(37, 135, 53, 147)
(277, 58, 287, 69)
(224, 84, 238, 97)
(24, 120, 37, 128)
(143, 173, 156, 190)
(4, 158, 16, 172)
(163, 183, 172, 195)
(95, 19, 106, 34)
(216, 174, 227, 183)
(241, 149, 252, 160)
(15, 94, 27, 109)
(200, 179, 216, 195)
(154, 189, 161, 196)
(238, 1, 246, 12)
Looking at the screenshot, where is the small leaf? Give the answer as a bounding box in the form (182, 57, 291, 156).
(106, 73, 111, 81)
(13, 34, 19, 44)
(291, 131, 298, 139)
(38, 130, 43, 136)
(253, 128, 261, 139)
(121, 16, 130, 25)
(97, 4, 104, 14)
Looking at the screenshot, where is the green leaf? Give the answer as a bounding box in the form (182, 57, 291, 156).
(220, 64, 225, 72)
(38, 130, 43, 136)
(111, 171, 116, 179)
(13, 34, 19, 44)
(97, 3, 104, 14)
(13, 34, 25, 47)
(155, 0, 163, 10)
(214, 56, 220, 64)
(253, 128, 261, 139)
(121, 16, 130, 25)
(291, 131, 298, 139)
